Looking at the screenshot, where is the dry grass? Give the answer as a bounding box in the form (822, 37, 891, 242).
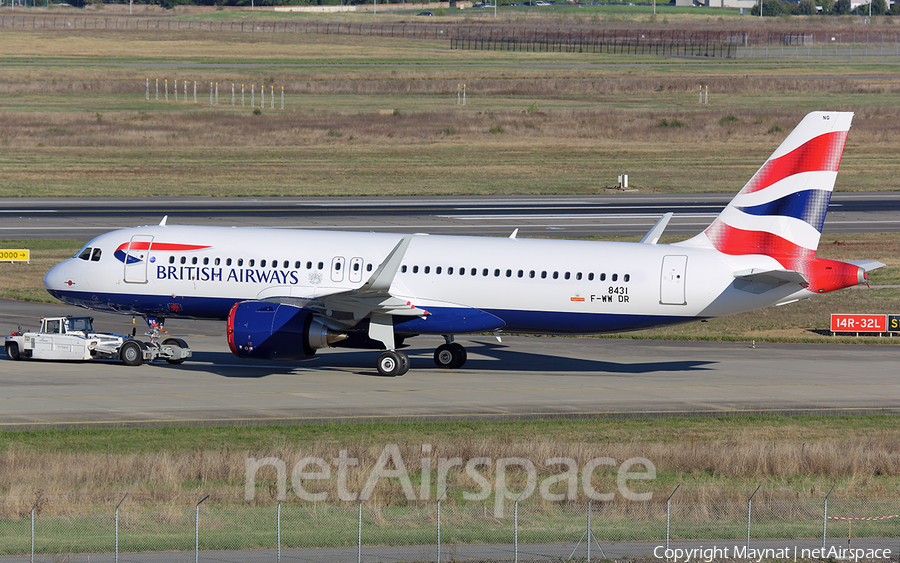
(0, 106, 899, 196)
(1, 419, 899, 514)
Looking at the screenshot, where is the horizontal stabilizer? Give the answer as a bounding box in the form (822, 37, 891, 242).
(848, 260, 886, 272)
(734, 268, 809, 292)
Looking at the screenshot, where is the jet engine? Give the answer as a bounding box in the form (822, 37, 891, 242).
(227, 301, 346, 360)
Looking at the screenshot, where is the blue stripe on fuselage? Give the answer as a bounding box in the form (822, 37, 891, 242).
(46, 289, 694, 334)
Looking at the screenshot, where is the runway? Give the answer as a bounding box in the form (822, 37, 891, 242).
(3, 192, 900, 240)
(2, 299, 898, 428)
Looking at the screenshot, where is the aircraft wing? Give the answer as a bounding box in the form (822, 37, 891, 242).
(257, 235, 428, 329)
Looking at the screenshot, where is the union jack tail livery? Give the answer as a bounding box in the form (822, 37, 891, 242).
(680, 111, 866, 294)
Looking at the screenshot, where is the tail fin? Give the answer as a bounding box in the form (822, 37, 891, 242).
(681, 111, 852, 258)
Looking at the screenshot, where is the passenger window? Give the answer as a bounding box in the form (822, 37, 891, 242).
(203, 257, 209, 266)
(180, 256, 186, 265)
(215, 258, 221, 266)
(436, 266, 442, 274)
(78, 248, 92, 261)
(612, 274, 618, 282)
(335, 262, 341, 271)
(238, 258, 243, 267)
(91, 249, 102, 262)
(317, 262, 324, 270)
(553, 271, 559, 280)
(227, 258, 232, 266)
(576, 272, 582, 280)
(564, 272, 570, 280)
(283, 261, 289, 268)
(306, 261, 312, 269)
(588, 273, 594, 281)
(624, 274, 630, 282)
(600, 273, 606, 281)
(506, 269, 512, 277)
(530, 270, 535, 279)
(483, 269, 489, 276)
(424, 266, 430, 274)
(249, 259, 255, 267)
(517, 270, 523, 278)
(169, 256, 175, 264)
(353, 263, 360, 272)
(261, 260, 267, 268)
(367, 264, 373, 272)
(541, 271, 547, 279)
(190, 257, 196, 265)
(402, 265, 408, 273)
(493, 269, 500, 277)
(413, 266, 419, 274)
(295, 261, 301, 269)
(448, 267, 454, 275)
(471, 268, 477, 276)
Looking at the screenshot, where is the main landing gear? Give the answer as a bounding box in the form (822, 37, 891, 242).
(374, 336, 467, 376)
(376, 350, 410, 377)
(434, 336, 467, 369)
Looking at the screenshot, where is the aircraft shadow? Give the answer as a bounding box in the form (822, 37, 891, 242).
(162, 340, 716, 378)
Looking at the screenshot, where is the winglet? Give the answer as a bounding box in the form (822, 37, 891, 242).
(359, 235, 413, 293)
(640, 213, 672, 245)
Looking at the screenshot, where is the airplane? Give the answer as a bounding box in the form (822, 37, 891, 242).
(41, 111, 883, 375)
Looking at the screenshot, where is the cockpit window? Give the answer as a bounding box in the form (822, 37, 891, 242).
(77, 247, 92, 261)
(90, 248, 102, 262)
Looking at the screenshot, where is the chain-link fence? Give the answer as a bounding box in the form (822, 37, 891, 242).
(3, 495, 900, 562)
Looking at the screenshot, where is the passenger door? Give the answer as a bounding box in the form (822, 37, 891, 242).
(123, 235, 153, 284)
(660, 255, 687, 305)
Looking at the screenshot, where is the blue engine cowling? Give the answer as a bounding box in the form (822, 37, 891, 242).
(227, 301, 345, 361)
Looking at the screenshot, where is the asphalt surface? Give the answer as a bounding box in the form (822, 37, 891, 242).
(3, 192, 900, 240)
(2, 299, 898, 428)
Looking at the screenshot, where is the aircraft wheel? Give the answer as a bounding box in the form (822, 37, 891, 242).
(434, 343, 465, 369)
(396, 351, 410, 376)
(120, 341, 144, 367)
(450, 342, 467, 368)
(377, 351, 404, 377)
(163, 338, 188, 365)
(5, 342, 20, 361)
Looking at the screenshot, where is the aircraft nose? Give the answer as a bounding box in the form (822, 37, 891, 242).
(43, 259, 74, 294)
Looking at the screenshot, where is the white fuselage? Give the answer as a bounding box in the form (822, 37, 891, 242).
(44, 225, 807, 335)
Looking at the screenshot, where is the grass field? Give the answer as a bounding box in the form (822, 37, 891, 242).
(1, 415, 898, 519)
(0, 25, 900, 197)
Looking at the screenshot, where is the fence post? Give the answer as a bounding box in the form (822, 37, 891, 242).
(30, 493, 42, 563)
(195, 494, 209, 563)
(358, 486, 370, 563)
(515, 489, 527, 563)
(666, 484, 680, 551)
(587, 498, 591, 562)
(823, 484, 835, 549)
(747, 485, 760, 551)
(437, 487, 448, 563)
(277, 487, 292, 563)
(115, 493, 128, 563)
